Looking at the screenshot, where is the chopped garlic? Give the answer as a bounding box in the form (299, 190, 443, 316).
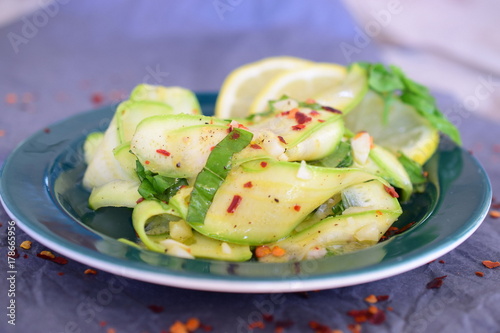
(351, 132, 372, 165)
(220, 242, 232, 254)
(297, 160, 312, 180)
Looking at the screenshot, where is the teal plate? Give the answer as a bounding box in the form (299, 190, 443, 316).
(0, 93, 492, 293)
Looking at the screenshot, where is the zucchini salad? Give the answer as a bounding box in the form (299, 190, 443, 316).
(83, 58, 461, 262)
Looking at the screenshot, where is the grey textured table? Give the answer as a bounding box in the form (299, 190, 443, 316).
(1, 1, 499, 332)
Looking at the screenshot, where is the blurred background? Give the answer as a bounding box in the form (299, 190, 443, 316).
(1, 0, 499, 157)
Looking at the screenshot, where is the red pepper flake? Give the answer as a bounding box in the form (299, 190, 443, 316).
(99, 321, 107, 327)
(0, 129, 5, 137)
(260, 161, 268, 168)
(364, 294, 378, 303)
(136, 197, 145, 204)
(347, 306, 386, 325)
(43, 128, 51, 134)
(383, 185, 399, 198)
(201, 324, 213, 332)
(156, 149, 171, 156)
(84, 268, 97, 275)
(347, 324, 362, 333)
(482, 260, 500, 269)
(243, 181, 253, 188)
(23, 254, 28, 259)
(52, 256, 69, 265)
(57, 272, 65, 276)
(186, 318, 201, 331)
(91, 92, 104, 106)
(5, 93, 18, 104)
(106, 328, 116, 333)
(308, 321, 332, 332)
(294, 111, 312, 125)
(248, 321, 265, 329)
(145, 160, 150, 165)
(475, 271, 485, 277)
(387, 306, 393, 311)
(277, 136, 287, 144)
(293, 205, 301, 212)
(426, 275, 447, 289)
(317, 119, 325, 123)
(262, 314, 273, 322)
(227, 195, 242, 213)
(490, 210, 500, 218)
(237, 123, 249, 130)
(230, 131, 240, 140)
(250, 144, 262, 149)
(309, 110, 320, 116)
(376, 295, 390, 302)
(255, 246, 272, 258)
(147, 304, 164, 313)
(439, 260, 445, 264)
(291, 124, 306, 131)
(321, 105, 342, 114)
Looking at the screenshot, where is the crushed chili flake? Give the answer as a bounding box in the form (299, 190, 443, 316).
(262, 314, 273, 322)
(39, 250, 55, 259)
(84, 268, 97, 275)
(293, 205, 301, 212)
(106, 328, 116, 333)
(482, 260, 500, 269)
(260, 161, 268, 168)
(277, 136, 287, 144)
(231, 131, 241, 140)
(347, 306, 386, 325)
(20, 240, 32, 250)
(147, 304, 164, 313)
(271, 246, 286, 257)
(52, 256, 69, 265)
(255, 246, 272, 258)
(387, 306, 393, 311)
(347, 324, 362, 333)
(0, 129, 5, 137)
(200, 324, 213, 332)
(57, 272, 65, 276)
(426, 275, 447, 289)
(308, 321, 332, 332)
(383, 185, 399, 198)
(490, 210, 500, 218)
(43, 128, 51, 133)
(186, 318, 200, 331)
(364, 294, 378, 303)
(91, 92, 104, 106)
(99, 321, 107, 327)
(23, 254, 28, 259)
(251, 144, 262, 149)
(376, 295, 389, 302)
(248, 321, 265, 329)
(291, 124, 306, 131)
(243, 181, 253, 188)
(227, 195, 242, 213)
(145, 160, 150, 165)
(321, 105, 342, 114)
(309, 110, 320, 116)
(318, 119, 325, 123)
(294, 111, 312, 125)
(439, 260, 445, 264)
(6, 93, 18, 104)
(475, 271, 485, 277)
(156, 149, 171, 156)
(136, 197, 145, 204)
(169, 321, 187, 333)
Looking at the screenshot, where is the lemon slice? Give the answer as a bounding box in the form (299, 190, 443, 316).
(249, 63, 347, 114)
(313, 63, 369, 114)
(344, 91, 439, 165)
(215, 56, 313, 119)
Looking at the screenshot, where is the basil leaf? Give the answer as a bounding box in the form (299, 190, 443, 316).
(397, 153, 427, 185)
(187, 128, 253, 224)
(135, 160, 187, 203)
(311, 141, 353, 168)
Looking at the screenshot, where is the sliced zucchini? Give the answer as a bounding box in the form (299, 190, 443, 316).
(130, 84, 202, 115)
(89, 180, 141, 210)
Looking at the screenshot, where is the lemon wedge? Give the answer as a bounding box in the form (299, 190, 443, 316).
(249, 63, 347, 114)
(344, 91, 439, 165)
(214, 56, 312, 119)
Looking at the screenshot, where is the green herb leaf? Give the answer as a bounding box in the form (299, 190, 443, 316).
(186, 128, 253, 224)
(331, 200, 345, 216)
(397, 153, 427, 186)
(311, 141, 353, 168)
(135, 160, 187, 203)
(356, 62, 462, 145)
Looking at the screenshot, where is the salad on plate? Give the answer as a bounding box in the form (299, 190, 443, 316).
(82, 57, 461, 263)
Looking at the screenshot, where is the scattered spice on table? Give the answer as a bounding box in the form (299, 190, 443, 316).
(0, 129, 5, 137)
(439, 260, 445, 264)
(168, 318, 207, 333)
(84, 268, 98, 275)
(37, 250, 68, 265)
(248, 321, 265, 329)
(347, 323, 362, 333)
(91, 92, 105, 106)
(475, 271, 485, 277)
(147, 305, 164, 314)
(5, 93, 17, 104)
(20, 240, 32, 250)
(57, 272, 65, 276)
(489, 210, 500, 218)
(23, 254, 28, 259)
(347, 305, 386, 325)
(482, 260, 500, 269)
(426, 275, 447, 289)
